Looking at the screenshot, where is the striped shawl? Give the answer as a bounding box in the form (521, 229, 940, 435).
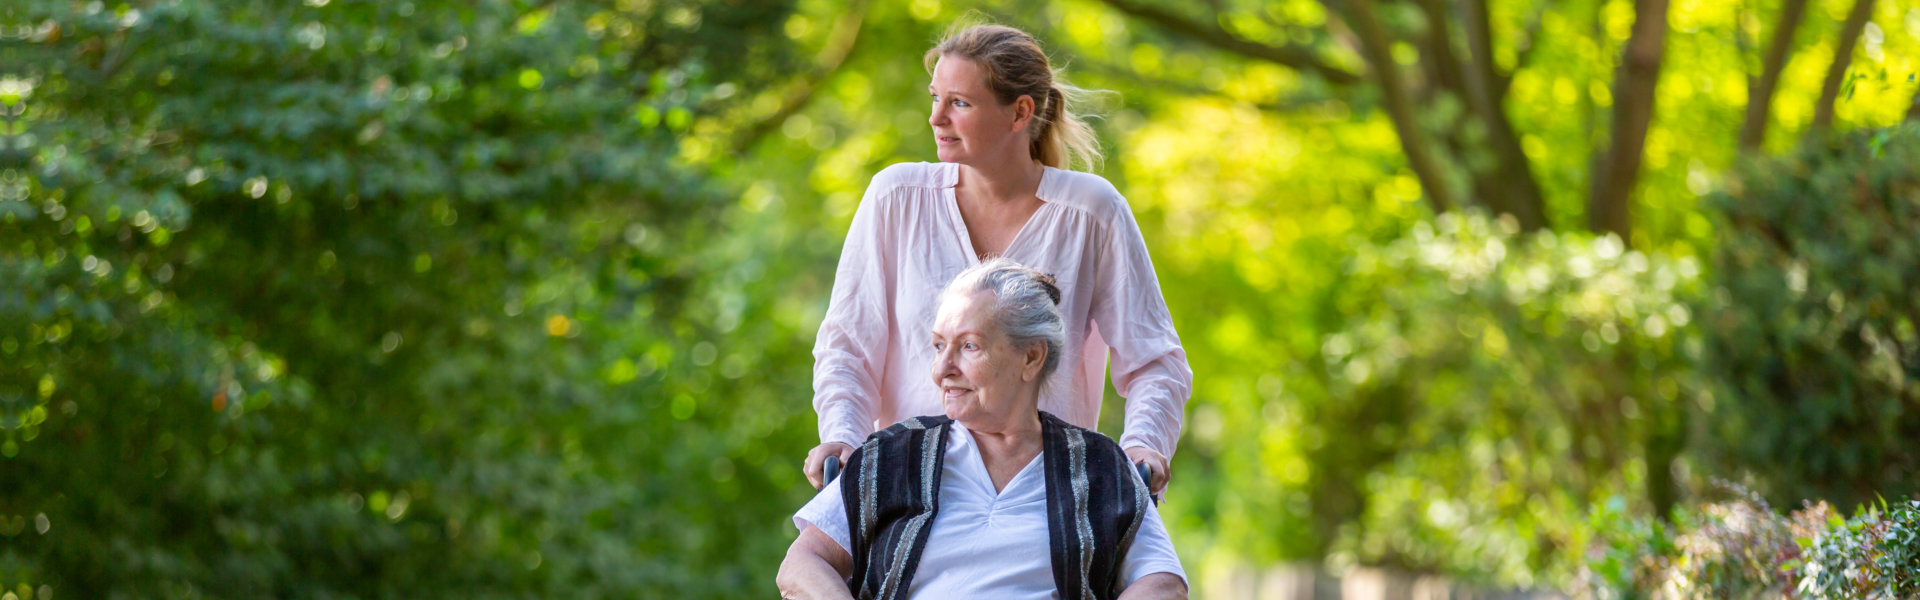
(839, 412, 1150, 599)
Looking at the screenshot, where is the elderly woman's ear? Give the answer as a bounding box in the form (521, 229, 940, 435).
(1022, 340, 1048, 382)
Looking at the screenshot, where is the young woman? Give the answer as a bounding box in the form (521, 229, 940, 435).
(805, 24, 1192, 497)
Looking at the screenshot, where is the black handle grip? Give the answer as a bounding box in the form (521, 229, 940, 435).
(823, 455, 842, 488)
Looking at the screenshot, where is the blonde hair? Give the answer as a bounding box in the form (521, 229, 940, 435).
(924, 24, 1104, 172)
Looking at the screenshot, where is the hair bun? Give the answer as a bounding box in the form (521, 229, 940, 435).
(1037, 272, 1062, 306)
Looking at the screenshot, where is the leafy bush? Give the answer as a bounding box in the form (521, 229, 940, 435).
(1181, 210, 1706, 585)
(1799, 499, 1920, 598)
(1577, 495, 1679, 598)
(1666, 487, 1831, 596)
(1700, 124, 1920, 509)
(1574, 488, 1919, 599)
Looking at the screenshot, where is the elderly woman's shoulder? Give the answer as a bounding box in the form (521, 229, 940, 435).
(1040, 412, 1128, 455)
(864, 415, 954, 443)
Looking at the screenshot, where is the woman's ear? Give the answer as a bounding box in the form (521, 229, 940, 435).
(1022, 341, 1046, 382)
(1010, 94, 1034, 133)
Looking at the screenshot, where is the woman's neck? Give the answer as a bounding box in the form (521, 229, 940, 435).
(965, 409, 1044, 465)
(958, 156, 1044, 206)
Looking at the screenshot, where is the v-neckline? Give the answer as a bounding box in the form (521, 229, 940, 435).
(946, 164, 1052, 265)
(954, 425, 1044, 499)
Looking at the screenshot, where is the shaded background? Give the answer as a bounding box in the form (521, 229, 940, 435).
(7, 0, 1919, 597)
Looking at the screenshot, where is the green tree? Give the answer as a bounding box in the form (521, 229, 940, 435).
(1701, 123, 1920, 510)
(7, 0, 835, 596)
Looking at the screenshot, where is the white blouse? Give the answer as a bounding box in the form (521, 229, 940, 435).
(812, 162, 1193, 458)
(793, 422, 1187, 598)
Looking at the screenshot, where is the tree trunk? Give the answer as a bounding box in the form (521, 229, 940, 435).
(1810, 0, 1876, 133)
(1327, 0, 1458, 215)
(1739, 0, 1809, 151)
(1909, 86, 1920, 121)
(1414, 0, 1506, 218)
(1589, 0, 1670, 240)
(1460, 0, 1549, 231)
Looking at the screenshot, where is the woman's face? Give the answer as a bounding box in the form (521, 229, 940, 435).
(928, 56, 1031, 165)
(929, 290, 1043, 426)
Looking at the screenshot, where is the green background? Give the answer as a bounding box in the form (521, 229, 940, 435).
(7, 0, 1918, 596)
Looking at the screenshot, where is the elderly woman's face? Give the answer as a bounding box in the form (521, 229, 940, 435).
(929, 290, 1043, 425)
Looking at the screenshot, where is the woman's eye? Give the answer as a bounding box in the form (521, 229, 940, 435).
(953, 99, 970, 108)
(964, 342, 979, 351)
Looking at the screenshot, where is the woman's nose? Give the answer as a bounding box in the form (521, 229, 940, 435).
(931, 347, 957, 376)
(929, 105, 947, 127)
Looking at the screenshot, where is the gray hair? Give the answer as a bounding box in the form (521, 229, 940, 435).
(939, 258, 1066, 381)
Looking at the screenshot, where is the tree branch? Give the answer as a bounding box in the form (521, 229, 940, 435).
(1497, 4, 1551, 99)
(1324, 0, 1459, 214)
(1415, 0, 1469, 101)
(1420, 0, 1532, 225)
(1739, 0, 1808, 151)
(1589, 0, 1671, 240)
(1461, 0, 1548, 231)
(727, 0, 872, 155)
(1096, 0, 1365, 87)
(1809, 0, 1876, 133)
(1074, 58, 1347, 114)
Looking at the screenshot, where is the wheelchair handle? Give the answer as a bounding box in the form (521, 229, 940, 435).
(823, 455, 842, 488)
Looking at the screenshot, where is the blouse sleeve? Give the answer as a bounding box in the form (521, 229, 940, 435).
(810, 169, 901, 448)
(792, 477, 853, 555)
(1091, 201, 1193, 460)
(1120, 501, 1188, 589)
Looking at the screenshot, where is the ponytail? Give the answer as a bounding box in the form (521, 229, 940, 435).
(1031, 83, 1103, 172)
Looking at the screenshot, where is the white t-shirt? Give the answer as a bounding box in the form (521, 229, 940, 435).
(792, 422, 1187, 598)
(812, 162, 1192, 459)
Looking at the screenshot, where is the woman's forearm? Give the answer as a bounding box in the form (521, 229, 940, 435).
(775, 552, 854, 600)
(1116, 572, 1188, 600)
(776, 527, 855, 600)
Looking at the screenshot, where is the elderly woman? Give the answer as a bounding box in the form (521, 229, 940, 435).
(779, 260, 1188, 600)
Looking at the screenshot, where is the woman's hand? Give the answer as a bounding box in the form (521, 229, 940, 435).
(1124, 446, 1170, 496)
(776, 525, 855, 600)
(805, 442, 855, 490)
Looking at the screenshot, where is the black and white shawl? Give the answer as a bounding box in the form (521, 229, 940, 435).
(839, 411, 1151, 600)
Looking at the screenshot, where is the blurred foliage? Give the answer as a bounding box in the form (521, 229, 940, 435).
(1175, 211, 1705, 586)
(8, 0, 827, 596)
(1572, 487, 1920, 599)
(1664, 486, 1829, 596)
(1699, 123, 1920, 510)
(7, 0, 1920, 597)
(1575, 495, 1682, 599)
